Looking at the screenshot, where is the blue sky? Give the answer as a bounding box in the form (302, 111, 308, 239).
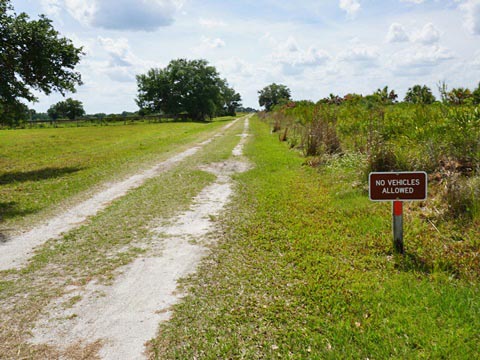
(11, 0, 480, 113)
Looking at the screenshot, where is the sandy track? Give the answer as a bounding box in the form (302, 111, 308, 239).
(0, 120, 238, 271)
(31, 116, 251, 359)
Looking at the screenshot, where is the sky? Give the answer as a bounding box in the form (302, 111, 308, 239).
(10, 0, 480, 114)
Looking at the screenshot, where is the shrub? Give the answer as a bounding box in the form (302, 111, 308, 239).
(445, 107, 480, 165)
(302, 107, 341, 157)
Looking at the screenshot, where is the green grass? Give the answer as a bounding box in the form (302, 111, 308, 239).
(149, 116, 479, 359)
(0, 118, 234, 230)
(1, 115, 478, 358)
(0, 117, 247, 358)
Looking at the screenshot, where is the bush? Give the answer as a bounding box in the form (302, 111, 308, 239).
(301, 106, 341, 157)
(445, 107, 480, 165)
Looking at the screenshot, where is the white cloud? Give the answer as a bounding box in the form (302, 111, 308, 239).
(284, 37, 299, 53)
(62, 0, 183, 31)
(339, 45, 379, 63)
(460, 0, 480, 35)
(200, 36, 226, 49)
(40, 0, 62, 16)
(386, 23, 409, 43)
(339, 0, 361, 18)
(97, 37, 150, 82)
(400, 0, 425, 4)
(300, 47, 331, 66)
(103, 67, 137, 83)
(218, 58, 255, 78)
(98, 37, 135, 67)
(387, 22, 441, 45)
(270, 36, 331, 75)
(199, 18, 226, 28)
(389, 45, 455, 75)
(413, 23, 441, 44)
(64, 0, 96, 25)
(259, 32, 277, 47)
(472, 50, 480, 67)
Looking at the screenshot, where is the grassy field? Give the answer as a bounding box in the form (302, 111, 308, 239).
(0, 118, 234, 232)
(149, 117, 479, 359)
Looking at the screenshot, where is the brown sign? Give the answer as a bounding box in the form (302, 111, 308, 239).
(369, 172, 427, 201)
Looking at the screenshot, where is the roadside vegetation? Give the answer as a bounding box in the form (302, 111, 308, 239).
(149, 116, 479, 359)
(256, 84, 479, 281)
(264, 98, 480, 221)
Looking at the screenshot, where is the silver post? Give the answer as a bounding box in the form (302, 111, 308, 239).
(393, 201, 404, 254)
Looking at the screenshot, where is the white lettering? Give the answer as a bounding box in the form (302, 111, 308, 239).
(381, 187, 416, 195)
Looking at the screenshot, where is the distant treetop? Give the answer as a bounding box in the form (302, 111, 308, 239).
(258, 83, 291, 111)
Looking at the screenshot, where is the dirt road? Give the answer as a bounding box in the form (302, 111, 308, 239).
(29, 116, 251, 358)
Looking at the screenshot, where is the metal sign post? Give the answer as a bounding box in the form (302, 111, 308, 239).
(392, 201, 404, 254)
(369, 172, 427, 254)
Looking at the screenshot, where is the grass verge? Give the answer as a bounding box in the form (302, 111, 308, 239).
(149, 116, 479, 359)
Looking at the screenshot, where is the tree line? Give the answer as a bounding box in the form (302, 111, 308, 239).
(257, 82, 480, 111)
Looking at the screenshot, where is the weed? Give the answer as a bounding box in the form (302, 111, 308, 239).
(444, 175, 480, 219)
(445, 107, 480, 164)
(262, 102, 480, 225)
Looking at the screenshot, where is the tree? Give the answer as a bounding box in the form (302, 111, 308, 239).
(136, 59, 239, 121)
(0, 101, 29, 126)
(447, 87, 472, 105)
(404, 85, 436, 104)
(369, 86, 398, 104)
(47, 98, 85, 120)
(318, 93, 344, 105)
(258, 83, 291, 111)
(437, 81, 449, 103)
(236, 106, 257, 113)
(31, 111, 49, 121)
(473, 82, 480, 105)
(218, 80, 242, 116)
(343, 93, 364, 104)
(0, 0, 83, 123)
